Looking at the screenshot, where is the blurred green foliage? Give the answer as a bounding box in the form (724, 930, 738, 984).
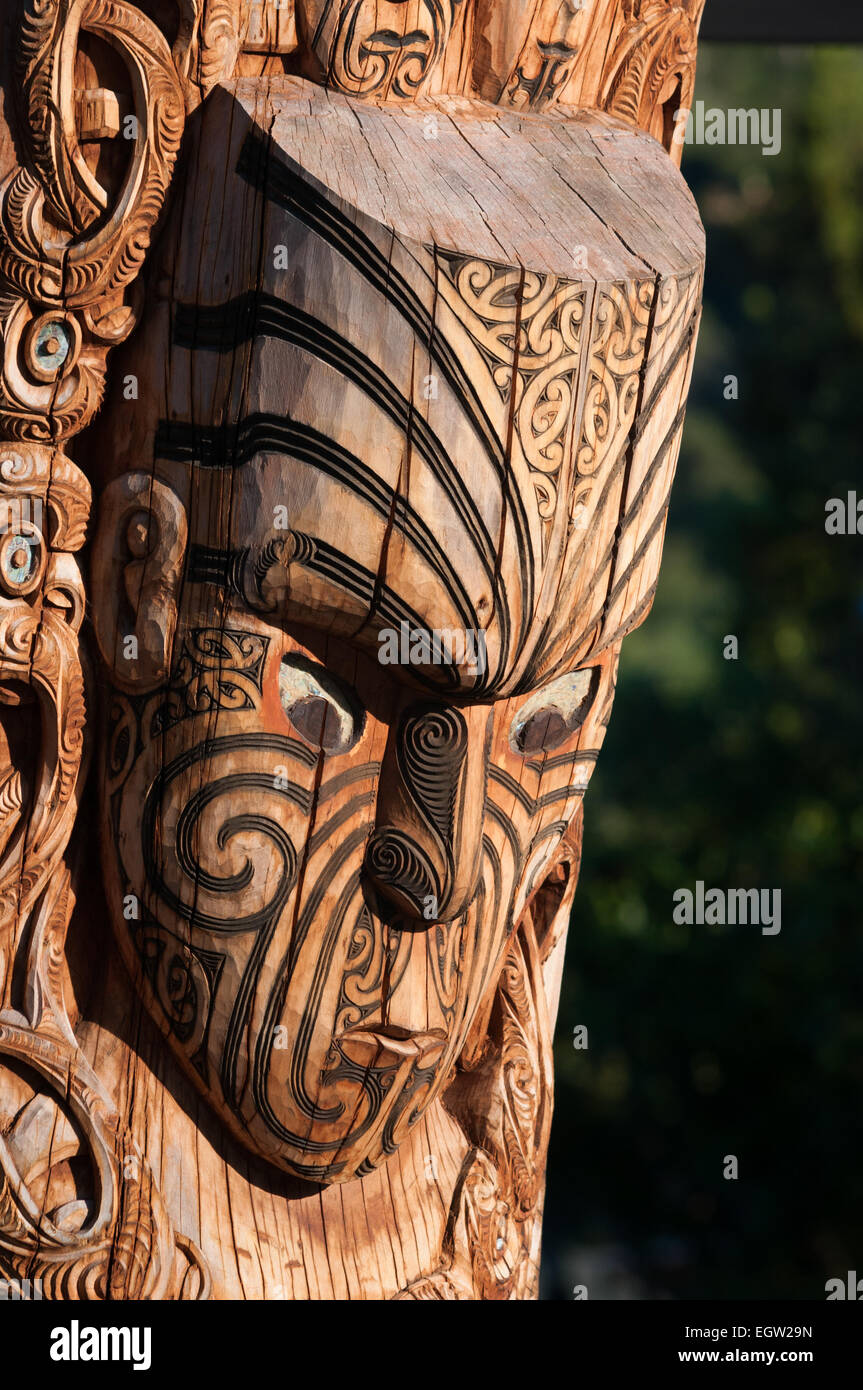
(543, 45, 863, 1301)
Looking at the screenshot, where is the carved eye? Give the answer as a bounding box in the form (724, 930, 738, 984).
(25, 312, 79, 384)
(279, 654, 364, 755)
(0, 527, 45, 597)
(510, 668, 599, 755)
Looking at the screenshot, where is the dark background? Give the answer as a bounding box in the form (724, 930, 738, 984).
(542, 41, 863, 1300)
(702, 1, 863, 44)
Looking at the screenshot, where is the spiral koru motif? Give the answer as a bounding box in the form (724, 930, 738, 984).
(141, 736, 304, 935)
(365, 829, 440, 916)
(397, 705, 468, 844)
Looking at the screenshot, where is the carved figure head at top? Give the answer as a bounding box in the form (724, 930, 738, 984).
(179, 0, 703, 164)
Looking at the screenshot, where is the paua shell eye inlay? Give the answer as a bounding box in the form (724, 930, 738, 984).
(33, 320, 72, 373)
(24, 313, 81, 385)
(279, 654, 364, 754)
(510, 668, 599, 755)
(0, 527, 44, 596)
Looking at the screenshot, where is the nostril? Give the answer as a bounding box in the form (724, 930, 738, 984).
(364, 828, 442, 924)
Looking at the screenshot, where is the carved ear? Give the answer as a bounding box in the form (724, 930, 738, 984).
(91, 472, 187, 691)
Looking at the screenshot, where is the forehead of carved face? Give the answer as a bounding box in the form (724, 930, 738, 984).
(95, 79, 703, 684)
(88, 73, 702, 1181)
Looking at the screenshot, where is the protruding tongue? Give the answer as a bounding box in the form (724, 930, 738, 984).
(337, 1024, 447, 1069)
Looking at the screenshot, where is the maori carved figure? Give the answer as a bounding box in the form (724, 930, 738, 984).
(0, 0, 206, 1299)
(0, 0, 706, 1299)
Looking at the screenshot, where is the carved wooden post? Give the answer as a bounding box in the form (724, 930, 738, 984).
(0, 0, 706, 1300)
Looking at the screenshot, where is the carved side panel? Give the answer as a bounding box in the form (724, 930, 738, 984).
(0, 0, 207, 1299)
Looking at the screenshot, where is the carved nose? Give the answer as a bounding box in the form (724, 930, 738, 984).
(364, 703, 491, 923)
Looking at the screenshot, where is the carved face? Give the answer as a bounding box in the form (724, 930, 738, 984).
(83, 9, 704, 1183)
(0, 446, 88, 935)
(101, 621, 614, 1180)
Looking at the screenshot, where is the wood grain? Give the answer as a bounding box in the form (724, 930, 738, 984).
(0, 0, 706, 1299)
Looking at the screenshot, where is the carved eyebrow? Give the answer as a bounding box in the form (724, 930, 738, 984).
(183, 542, 470, 694)
(234, 132, 536, 628)
(159, 409, 483, 640)
(170, 292, 501, 601)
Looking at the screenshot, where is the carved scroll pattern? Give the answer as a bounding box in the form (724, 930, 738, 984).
(506, 41, 578, 111)
(500, 0, 583, 113)
(599, 0, 701, 164)
(159, 0, 703, 139)
(0, 0, 185, 440)
(0, 0, 205, 1299)
(437, 253, 588, 534)
(576, 279, 655, 483)
(327, 0, 463, 99)
(152, 627, 269, 735)
(458, 925, 554, 1301)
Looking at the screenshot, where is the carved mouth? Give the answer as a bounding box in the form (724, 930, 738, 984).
(337, 1023, 448, 1069)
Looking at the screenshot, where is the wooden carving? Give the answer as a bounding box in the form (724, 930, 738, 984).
(0, 0, 706, 1299)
